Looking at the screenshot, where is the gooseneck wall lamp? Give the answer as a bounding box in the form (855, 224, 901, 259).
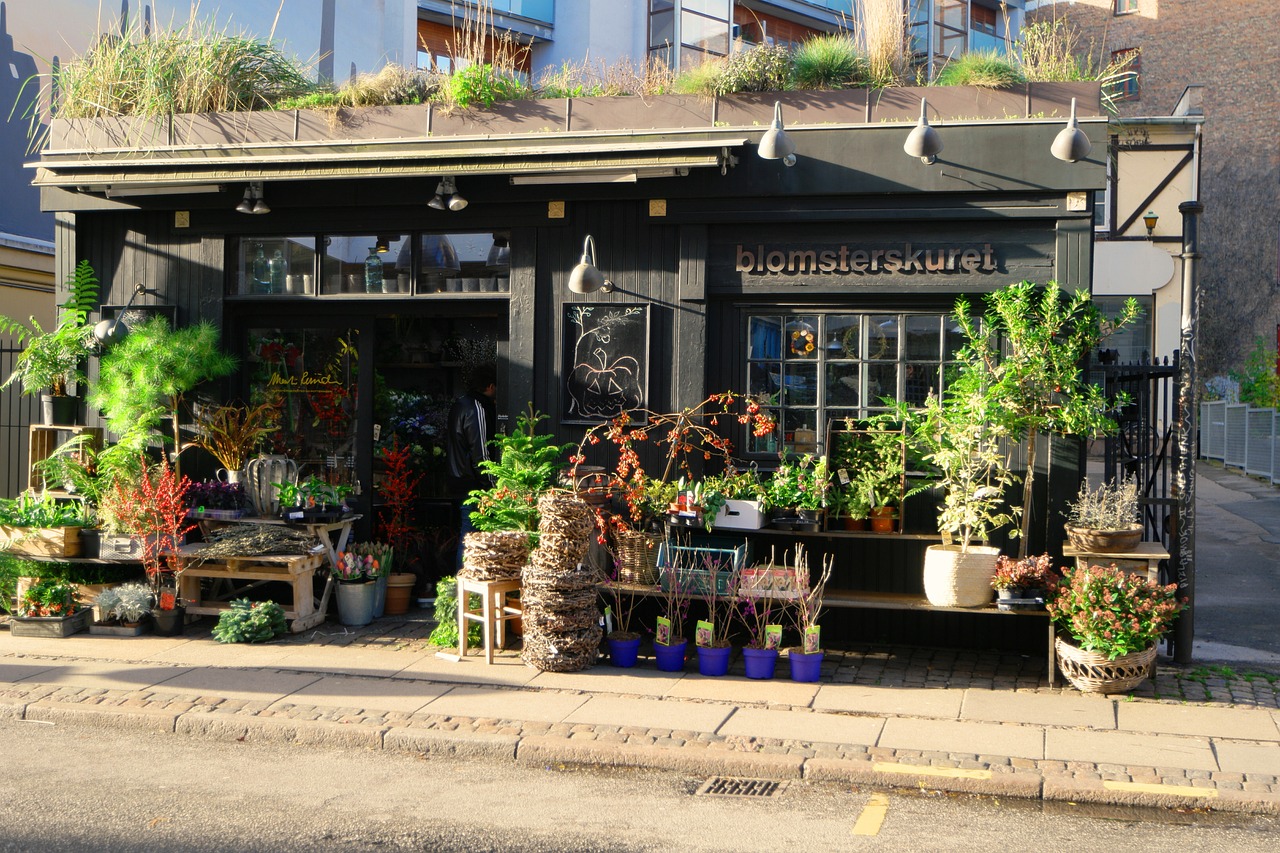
(92, 282, 150, 346)
(757, 101, 797, 167)
(1051, 98, 1092, 163)
(428, 176, 468, 211)
(903, 98, 943, 165)
(567, 234, 614, 294)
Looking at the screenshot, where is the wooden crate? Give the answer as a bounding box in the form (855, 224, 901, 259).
(27, 425, 103, 493)
(179, 550, 326, 633)
(0, 525, 83, 557)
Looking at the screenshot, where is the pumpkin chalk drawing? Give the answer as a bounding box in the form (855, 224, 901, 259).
(565, 305, 648, 421)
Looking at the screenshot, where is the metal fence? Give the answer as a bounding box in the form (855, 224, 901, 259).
(1200, 400, 1280, 484)
(0, 345, 38, 498)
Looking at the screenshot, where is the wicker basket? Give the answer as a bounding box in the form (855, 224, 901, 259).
(922, 544, 1001, 607)
(1055, 636, 1157, 694)
(614, 529, 660, 585)
(1064, 523, 1143, 554)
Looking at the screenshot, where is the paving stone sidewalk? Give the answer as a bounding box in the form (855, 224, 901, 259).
(3, 613, 1278, 815)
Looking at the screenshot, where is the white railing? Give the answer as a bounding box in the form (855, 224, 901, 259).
(1201, 400, 1280, 484)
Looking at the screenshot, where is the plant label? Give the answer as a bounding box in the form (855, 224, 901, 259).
(655, 616, 671, 646)
(696, 619, 713, 648)
(803, 625, 821, 654)
(765, 624, 783, 650)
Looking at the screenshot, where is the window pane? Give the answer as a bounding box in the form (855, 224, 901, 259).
(867, 315, 897, 360)
(684, 0, 729, 17)
(905, 315, 941, 359)
(786, 318, 819, 360)
(866, 362, 896, 406)
(649, 9, 674, 48)
(681, 11, 729, 54)
(905, 362, 938, 406)
(783, 410, 819, 454)
(749, 316, 782, 359)
(944, 316, 968, 358)
(938, 0, 967, 28)
(827, 314, 859, 358)
(237, 237, 319, 296)
(650, 0, 674, 11)
(826, 363, 860, 407)
(749, 361, 780, 401)
(783, 362, 817, 406)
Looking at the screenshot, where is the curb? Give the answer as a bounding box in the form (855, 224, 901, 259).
(516, 735, 806, 778)
(805, 756, 1043, 799)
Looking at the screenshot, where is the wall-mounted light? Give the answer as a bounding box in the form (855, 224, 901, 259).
(1142, 210, 1159, 238)
(428, 176, 468, 211)
(1051, 97, 1092, 163)
(235, 181, 269, 215)
(904, 98, 943, 165)
(567, 234, 614, 294)
(486, 235, 511, 267)
(92, 283, 150, 346)
(757, 101, 797, 167)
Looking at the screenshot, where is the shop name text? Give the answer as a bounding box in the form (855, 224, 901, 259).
(735, 243, 999, 275)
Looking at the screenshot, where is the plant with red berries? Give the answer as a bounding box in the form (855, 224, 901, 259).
(377, 437, 424, 557)
(107, 457, 195, 609)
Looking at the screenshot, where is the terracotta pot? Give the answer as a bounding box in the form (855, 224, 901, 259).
(869, 506, 897, 533)
(383, 573, 417, 616)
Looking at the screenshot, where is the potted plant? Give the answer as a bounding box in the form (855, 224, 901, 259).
(654, 557, 696, 672)
(376, 438, 424, 614)
(952, 281, 1139, 555)
(1047, 563, 1183, 693)
(693, 552, 741, 677)
(765, 453, 829, 529)
(787, 547, 833, 683)
(1064, 477, 1143, 553)
(830, 421, 905, 533)
(898, 387, 1021, 608)
(737, 574, 785, 679)
(91, 580, 153, 635)
(830, 485, 871, 531)
(183, 402, 276, 485)
(598, 558, 642, 668)
(348, 540, 393, 617)
(0, 261, 100, 425)
(185, 480, 250, 520)
(0, 492, 92, 557)
(276, 475, 354, 522)
(211, 598, 289, 643)
(701, 466, 767, 531)
(333, 550, 380, 627)
(105, 458, 195, 635)
(90, 316, 238, 480)
(11, 578, 92, 638)
(991, 554, 1059, 612)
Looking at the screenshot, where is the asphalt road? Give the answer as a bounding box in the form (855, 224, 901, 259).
(3, 717, 1277, 852)
(1192, 463, 1280, 662)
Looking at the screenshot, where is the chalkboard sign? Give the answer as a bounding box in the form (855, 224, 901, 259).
(563, 304, 648, 423)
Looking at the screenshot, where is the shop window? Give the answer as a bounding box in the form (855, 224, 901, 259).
(746, 311, 963, 456)
(236, 237, 317, 296)
(247, 325, 360, 486)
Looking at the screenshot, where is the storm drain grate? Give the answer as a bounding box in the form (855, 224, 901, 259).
(694, 777, 788, 798)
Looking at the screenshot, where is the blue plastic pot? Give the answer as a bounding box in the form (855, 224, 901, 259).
(696, 644, 732, 677)
(653, 638, 688, 672)
(742, 646, 779, 679)
(608, 635, 642, 668)
(788, 649, 824, 683)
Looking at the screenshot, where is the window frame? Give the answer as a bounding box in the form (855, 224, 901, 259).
(1114, 0, 1139, 15)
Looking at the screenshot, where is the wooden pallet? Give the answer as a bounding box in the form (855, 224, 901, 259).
(179, 551, 326, 633)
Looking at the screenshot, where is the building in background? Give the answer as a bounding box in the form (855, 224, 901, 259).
(1026, 0, 1278, 378)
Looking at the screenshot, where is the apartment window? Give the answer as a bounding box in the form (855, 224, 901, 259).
(1109, 48, 1140, 101)
(1115, 0, 1139, 14)
(745, 312, 965, 455)
(649, 0, 730, 70)
(935, 0, 968, 62)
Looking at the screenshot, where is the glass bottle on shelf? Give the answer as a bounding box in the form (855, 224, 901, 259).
(251, 244, 269, 294)
(268, 250, 286, 295)
(364, 247, 382, 294)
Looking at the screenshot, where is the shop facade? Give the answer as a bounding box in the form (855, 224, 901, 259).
(34, 84, 1107, 644)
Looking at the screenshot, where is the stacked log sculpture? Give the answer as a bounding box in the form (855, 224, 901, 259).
(520, 492, 601, 672)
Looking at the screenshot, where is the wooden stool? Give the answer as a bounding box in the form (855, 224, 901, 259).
(456, 576, 522, 664)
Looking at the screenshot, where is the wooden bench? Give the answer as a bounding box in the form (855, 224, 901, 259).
(179, 550, 327, 633)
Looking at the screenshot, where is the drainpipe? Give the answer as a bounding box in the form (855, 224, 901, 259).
(1174, 200, 1203, 664)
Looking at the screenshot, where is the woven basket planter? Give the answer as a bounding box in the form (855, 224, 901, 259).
(459, 530, 531, 581)
(922, 544, 1001, 608)
(614, 529, 660, 585)
(1055, 636, 1157, 694)
(1064, 523, 1143, 554)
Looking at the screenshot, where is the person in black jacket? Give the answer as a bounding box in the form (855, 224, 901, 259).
(446, 364, 498, 569)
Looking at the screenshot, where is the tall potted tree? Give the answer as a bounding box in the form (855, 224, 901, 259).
(0, 261, 100, 425)
(952, 281, 1139, 555)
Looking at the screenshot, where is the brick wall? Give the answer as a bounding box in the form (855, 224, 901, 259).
(1028, 0, 1280, 378)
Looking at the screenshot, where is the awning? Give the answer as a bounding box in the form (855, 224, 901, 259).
(32, 134, 747, 191)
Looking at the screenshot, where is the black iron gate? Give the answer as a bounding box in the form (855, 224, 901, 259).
(1, 344, 38, 498)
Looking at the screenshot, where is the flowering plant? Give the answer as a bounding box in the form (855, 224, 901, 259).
(106, 457, 195, 609)
(737, 580, 782, 650)
(991, 554, 1059, 591)
(571, 392, 775, 535)
(790, 545, 833, 651)
(765, 453, 829, 511)
(378, 389, 450, 471)
(1046, 564, 1184, 660)
(655, 561, 695, 645)
(348, 541, 393, 578)
(185, 480, 248, 513)
(17, 578, 82, 617)
(334, 551, 378, 582)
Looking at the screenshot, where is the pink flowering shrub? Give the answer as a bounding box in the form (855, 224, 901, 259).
(1046, 564, 1184, 660)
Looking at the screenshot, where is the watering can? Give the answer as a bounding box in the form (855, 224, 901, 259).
(245, 454, 298, 517)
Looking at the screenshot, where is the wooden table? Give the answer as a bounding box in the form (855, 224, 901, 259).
(179, 549, 327, 632)
(1062, 541, 1168, 584)
(193, 515, 361, 627)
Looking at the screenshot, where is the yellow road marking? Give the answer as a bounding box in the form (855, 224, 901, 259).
(852, 793, 890, 836)
(1103, 781, 1219, 798)
(872, 762, 992, 780)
